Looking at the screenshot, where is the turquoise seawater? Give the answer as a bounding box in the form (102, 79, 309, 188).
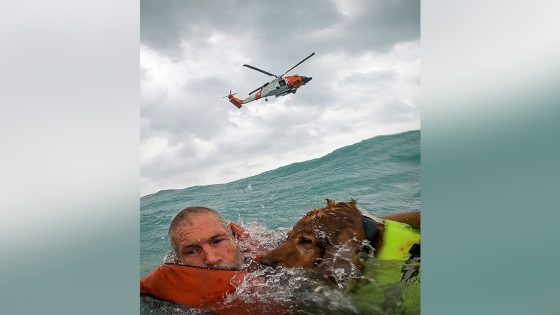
(140, 130, 420, 313)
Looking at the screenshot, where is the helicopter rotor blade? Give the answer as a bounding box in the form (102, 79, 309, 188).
(248, 83, 267, 95)
(243, 64, 277, 78)
(280, 52, 315, 77)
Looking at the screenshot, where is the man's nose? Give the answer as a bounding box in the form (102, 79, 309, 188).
(202, 246, 222, 267)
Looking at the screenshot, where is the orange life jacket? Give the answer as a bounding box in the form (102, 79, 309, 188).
(140, 263, 245, 308)
(141, 264, 288, 315)
(141, 223, 277, 314)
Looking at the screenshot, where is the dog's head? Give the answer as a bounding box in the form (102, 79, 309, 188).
(261, 199, 366, 281)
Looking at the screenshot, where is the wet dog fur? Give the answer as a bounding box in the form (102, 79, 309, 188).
(261, 199, 420, 282)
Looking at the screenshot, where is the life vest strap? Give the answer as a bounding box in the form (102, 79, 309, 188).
(362, 215, 380, 247)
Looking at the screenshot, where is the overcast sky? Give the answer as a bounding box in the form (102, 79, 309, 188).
(140, 0, 420, 196)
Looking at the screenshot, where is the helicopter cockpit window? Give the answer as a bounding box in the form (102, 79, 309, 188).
(278, 79, 286, 86)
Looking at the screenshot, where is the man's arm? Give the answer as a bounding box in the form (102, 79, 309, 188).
(382, 211, 420, 230)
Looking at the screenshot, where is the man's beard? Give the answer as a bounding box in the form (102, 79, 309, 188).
(215, 248, 243, 270)
(164, 250, 244, 270)
(208, 261, 242, 270)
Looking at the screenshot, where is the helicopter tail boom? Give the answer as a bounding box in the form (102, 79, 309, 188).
(223, 90, 243, 108)
(228, 94, 243, 108)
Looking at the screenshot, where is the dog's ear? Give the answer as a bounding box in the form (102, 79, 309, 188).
(326, 198, 336, 207)
(315, 228, 363, 283)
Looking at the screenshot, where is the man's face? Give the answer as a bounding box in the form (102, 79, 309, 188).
(173, 213, 242, 269)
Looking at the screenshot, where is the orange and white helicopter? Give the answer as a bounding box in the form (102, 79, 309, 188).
(225, 52, 315, 109)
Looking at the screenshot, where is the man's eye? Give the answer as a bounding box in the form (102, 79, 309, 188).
(213, 238, 226, 245)
(184, 248, 199, 256)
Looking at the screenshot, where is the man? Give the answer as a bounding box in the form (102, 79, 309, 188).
(141, 206, 263, 309)
(168, 206, 245, 269)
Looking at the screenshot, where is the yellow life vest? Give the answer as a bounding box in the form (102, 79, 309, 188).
(376, 220, 420, 260)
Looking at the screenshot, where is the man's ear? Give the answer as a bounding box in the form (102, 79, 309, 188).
(229, 222, 249, 240)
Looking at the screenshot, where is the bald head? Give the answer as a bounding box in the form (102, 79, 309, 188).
(167, 206, 242, 269)
(168, 207, 229, 253)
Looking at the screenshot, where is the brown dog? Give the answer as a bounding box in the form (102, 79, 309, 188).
(260, 199, 420, 282)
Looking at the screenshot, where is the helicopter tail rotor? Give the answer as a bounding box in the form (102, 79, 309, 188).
(224, 90, 243, 109)
(222, 90, 238, 98)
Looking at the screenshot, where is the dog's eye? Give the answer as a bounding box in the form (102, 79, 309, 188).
(298, 237, 313, 245)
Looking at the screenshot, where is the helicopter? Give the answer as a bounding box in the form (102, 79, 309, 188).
(225, 52, 315, 109)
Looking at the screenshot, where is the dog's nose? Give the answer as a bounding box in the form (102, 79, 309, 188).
(259, 257, 279, 268)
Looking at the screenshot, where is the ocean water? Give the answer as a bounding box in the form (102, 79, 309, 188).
(141, 130, 420, 314)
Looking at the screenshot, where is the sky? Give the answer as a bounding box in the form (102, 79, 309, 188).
(140, 0, 420, 196)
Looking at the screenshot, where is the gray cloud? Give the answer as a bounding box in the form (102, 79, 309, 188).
(140, 0, 420, 195)
(141, 0, 419, 59)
